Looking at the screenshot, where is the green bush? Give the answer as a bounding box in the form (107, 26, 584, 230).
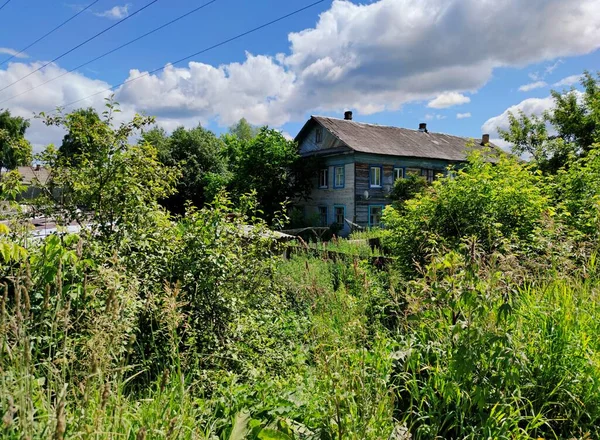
(383, 150, 552, 273)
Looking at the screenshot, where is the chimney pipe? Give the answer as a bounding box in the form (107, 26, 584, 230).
(418, 123, 428, 133)
(344, 111, 353, 120)
(481, 134, 490, 145)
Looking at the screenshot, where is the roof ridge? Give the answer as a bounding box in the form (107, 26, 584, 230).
(311, 115, 481, 140)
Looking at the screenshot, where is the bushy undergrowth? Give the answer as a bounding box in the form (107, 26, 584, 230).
(4, 129, 600, 438)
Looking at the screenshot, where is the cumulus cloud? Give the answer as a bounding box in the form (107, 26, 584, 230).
(553, 74, 583, 87)
(0, 48, 28, 59)
(518, 81, 547, 92)
(482, 96, 555, 144)
(427, 92, 470, 109)
(94, 4, 130, 20)
(0, 62, 133, 152)
(1, 0, 600, 147)
(456, 112, 471, 119)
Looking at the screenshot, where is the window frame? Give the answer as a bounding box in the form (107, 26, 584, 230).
(333, 205, 345, 227)
(318, 168, 329, 189)
(333, 165, 345, 189)
(318, 205, 328, 227)
(421, 168, 435, 183)
(369, 165, 383, 188)
(368, 205, 385, 227)
(393, 167, 405, 181)
(315, 127, 323, 144)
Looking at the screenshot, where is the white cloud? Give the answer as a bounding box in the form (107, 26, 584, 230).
(456, 112, 471, 119)
(0, 0, 599, 148)
(482, 96, 555, 144)
(518, 81, 547, 92)
(0, 62, 133, 152)
(0, 48, 28, 59)
(94, 4, 129, 20)
(427, 92, 470, 109)
(553, 74, 583, 87)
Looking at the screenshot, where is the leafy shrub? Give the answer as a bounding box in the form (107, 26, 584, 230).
(383, 150, 552, 273)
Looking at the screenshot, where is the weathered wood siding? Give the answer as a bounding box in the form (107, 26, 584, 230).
(354, 153, 453, 226)
(299, 159, 355, 236)
(298, 124, 347, 155)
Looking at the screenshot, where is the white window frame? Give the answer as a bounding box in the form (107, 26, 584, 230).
(319, 168, 328, 188)
(393, 167, 404, 181)
(334, 166, 345, 188)
(369, 205, 384, 227)
(370, 166, 382, 188)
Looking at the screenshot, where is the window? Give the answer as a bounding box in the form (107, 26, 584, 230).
(316, 127, 323, 144)
(406, 167, 420, 176)
(393, 167, 404, 181)
(369, 205, 384, 227)
(369, 166, 382, 187)
(334, 166, 345, 188)
(422, 168, 435, 183)
(318, 206, 328, 227)
(319, 168, 328, 188)
(334, 206, 345, 227)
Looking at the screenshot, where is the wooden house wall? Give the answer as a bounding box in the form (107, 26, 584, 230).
(354, 153, 455, 226)
(298, 124, 347, 155)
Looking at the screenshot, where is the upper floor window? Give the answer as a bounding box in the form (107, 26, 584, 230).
(422, 168, 435, 183)
(334, 166, 345, 188)
(393, 167, 404, 181)
(315, 127, 323, 144)
(319, 168, 329, 188)
(370, 166, 382, 188)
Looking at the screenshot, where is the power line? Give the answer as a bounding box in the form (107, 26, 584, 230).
(0, 0, 160, 94)
(0, 0, 13, 12)
(45, 0, 326, 114)
(0, 0, 102, 66)
(0, 0, 220, 106)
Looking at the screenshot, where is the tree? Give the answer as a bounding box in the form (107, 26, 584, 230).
(39, 98, 179, 243)
(154, 125, 230, 214)
(228, 118, 258, 141)
(140, 126, 170, 163)
(58, 107, 110, 163)
(0, 109, 32, 172)
(225, 127, 317, 223)
(499, 71, 600, 173)
(389, 173, 429, 207)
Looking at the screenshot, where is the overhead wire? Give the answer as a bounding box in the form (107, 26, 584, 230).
(0, 0, 13, 12)
(0, 0, 220, 106)
(0, 0, 160, 94)
(0, 0, 102, 66)
(43, 0, 326, 114)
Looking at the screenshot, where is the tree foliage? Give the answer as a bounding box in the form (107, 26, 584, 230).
(0, 109, 32, 172)
(39, 99, 179, 243)
(228, 117, 259, 141)
(224, 127, 317, 223)
(499, 71, 600, 173)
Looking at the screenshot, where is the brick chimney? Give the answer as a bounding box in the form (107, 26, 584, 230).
(344, 111, 353, 120)
(481, 134, 490, 145)
(419, 123, 428, 133)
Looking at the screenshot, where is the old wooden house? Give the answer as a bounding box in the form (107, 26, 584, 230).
(295, 111, 495, 235)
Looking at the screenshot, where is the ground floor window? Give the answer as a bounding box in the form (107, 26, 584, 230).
(369, 205, 384, 227)
(318, 206, 328, 227)
(334, 206, 345, 227)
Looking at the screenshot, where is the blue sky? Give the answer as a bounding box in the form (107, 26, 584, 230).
(0, 0, 598, 149)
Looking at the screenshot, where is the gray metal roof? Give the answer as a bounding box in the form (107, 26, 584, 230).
(304, 116, 495, 162)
